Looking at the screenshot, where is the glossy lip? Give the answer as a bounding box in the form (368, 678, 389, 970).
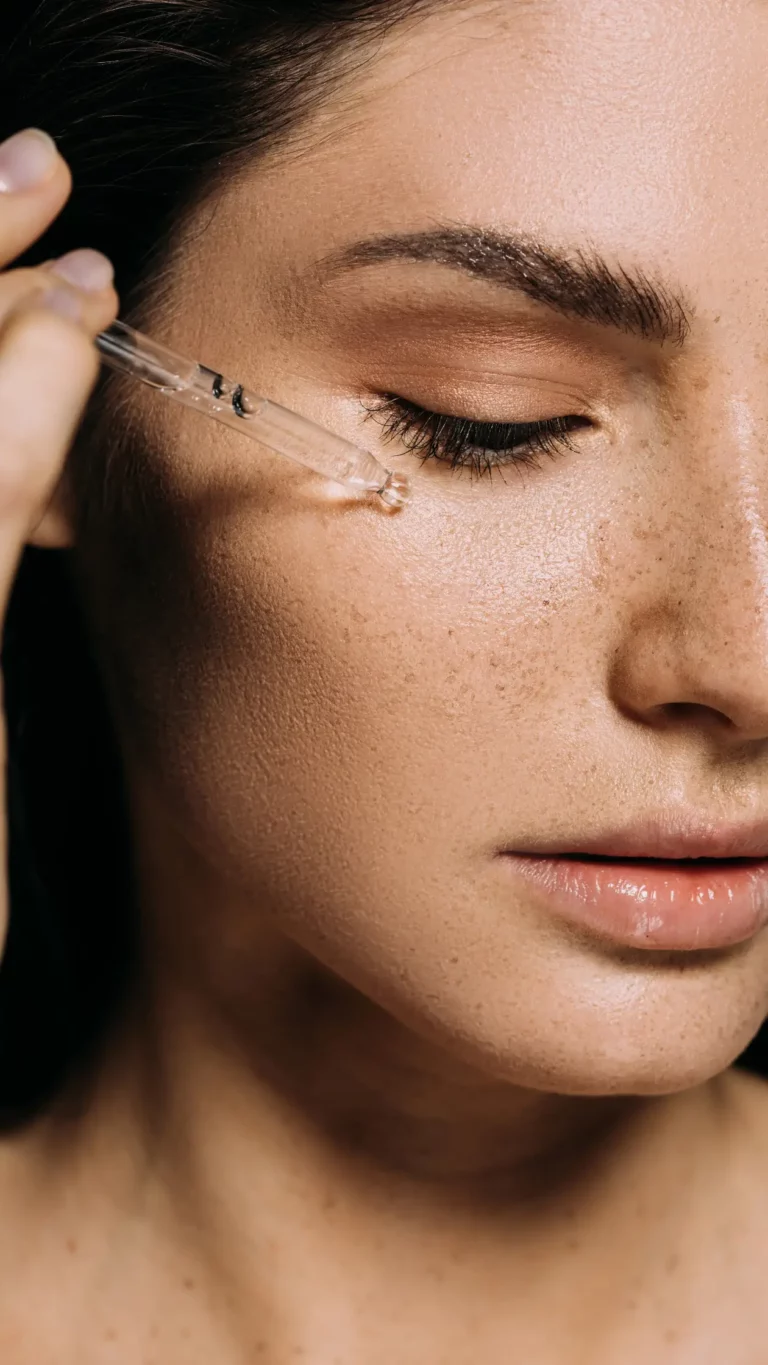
(497, 814, 768, 951)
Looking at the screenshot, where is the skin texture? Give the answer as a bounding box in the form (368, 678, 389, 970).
(4, 0, 768, 1361)
(89, 0, 768, 1086)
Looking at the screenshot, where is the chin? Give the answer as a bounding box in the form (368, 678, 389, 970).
(510, 1039, 754, 1098)
(441, 1024, 761, 1099)
(368, 958, 768, 1100)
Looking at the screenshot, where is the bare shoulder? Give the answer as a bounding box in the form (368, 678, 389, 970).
(0, 1121, 47, 1254)
(0, 1129, 49, 1359)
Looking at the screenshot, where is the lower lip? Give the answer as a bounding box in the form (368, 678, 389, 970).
(499, 853, 768, 950)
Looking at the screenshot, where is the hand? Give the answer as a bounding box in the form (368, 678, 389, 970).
(0, 127, 119, 954)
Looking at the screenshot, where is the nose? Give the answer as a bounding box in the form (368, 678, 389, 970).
(609, 393, 768, 744)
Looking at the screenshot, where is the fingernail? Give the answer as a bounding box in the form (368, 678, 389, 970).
(0, 129, 59, 193)
(51, 249, 114, 293)
(39, 287, 82, 322)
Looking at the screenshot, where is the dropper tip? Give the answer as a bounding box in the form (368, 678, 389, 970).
(377, 470, 411, 509)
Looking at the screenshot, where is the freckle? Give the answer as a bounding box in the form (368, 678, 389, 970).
(665, 1252, 681, 1274)
(104, 1328, 117, 1342)
(183, 1277, 195, 1291)
(449, 953, 459, 964)
(66, 1238, 78, 1255)
(664, 1328, 680, 1344)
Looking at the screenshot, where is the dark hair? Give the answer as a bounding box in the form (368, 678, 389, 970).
(0, 0, 435, 1118)
(0, 2, 765, 1116)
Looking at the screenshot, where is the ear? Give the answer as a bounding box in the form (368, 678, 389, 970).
(27, 470, 76, 549)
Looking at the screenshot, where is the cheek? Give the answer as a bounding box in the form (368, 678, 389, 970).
(103, 467, 611, 919)
(91, 471, 768, 1093)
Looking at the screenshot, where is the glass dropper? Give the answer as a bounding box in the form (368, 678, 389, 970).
(94, 321, 410, 509)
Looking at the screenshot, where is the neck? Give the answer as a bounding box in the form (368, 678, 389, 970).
(15, 793, 732, 1359)
(26, 947, 727, 1360)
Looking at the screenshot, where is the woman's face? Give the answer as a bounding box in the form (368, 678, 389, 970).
(88, 0, 768, 1093)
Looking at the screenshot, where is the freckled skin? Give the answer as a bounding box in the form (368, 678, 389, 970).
(4, 2, 768, 1362)
(94, 0, 768, 1090)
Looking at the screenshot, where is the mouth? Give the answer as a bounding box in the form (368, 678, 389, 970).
(497, 848, 768, 951)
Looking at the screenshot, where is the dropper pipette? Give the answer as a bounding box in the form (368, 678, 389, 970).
(95, 320, 410, 509)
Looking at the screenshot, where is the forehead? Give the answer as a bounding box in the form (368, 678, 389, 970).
(233, 0, 768, 325)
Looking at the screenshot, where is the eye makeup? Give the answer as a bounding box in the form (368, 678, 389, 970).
(363, 394, 591, 479)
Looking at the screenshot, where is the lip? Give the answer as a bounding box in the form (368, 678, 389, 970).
(498, 816, 768, 951)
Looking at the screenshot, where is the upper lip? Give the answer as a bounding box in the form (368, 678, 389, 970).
(504, 816, 768, 861)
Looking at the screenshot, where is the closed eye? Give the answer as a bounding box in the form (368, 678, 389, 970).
(362, 393, 592, 480)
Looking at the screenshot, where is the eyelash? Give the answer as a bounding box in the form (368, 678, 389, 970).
(363, 394, 591, 479)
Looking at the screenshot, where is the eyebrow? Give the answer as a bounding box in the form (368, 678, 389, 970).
(316, 225, 693, 348)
